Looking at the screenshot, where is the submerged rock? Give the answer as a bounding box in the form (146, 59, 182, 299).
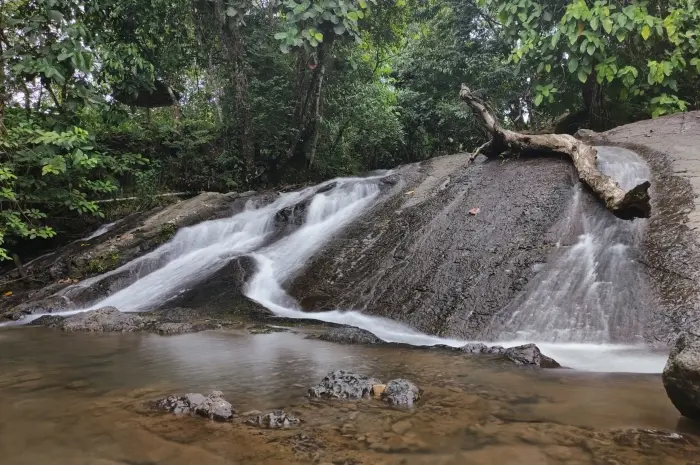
(61, 307, 144, 332)
(308, 370, 382, 400)
(504, 344, 561, 368)
(381, 379, 422, 407)
(315, 327, 383, 345)
(155, 390, 235, 421)
(246, 410, 300, 429)
(663, 331, 700, 420)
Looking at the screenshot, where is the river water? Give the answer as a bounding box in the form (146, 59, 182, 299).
(0, 327, 697, 465)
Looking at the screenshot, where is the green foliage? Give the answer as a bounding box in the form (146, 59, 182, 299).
(275, 0, 377, 52)
(478, 0, 700, 124)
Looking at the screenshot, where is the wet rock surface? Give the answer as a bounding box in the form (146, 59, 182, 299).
(61, 307, 144, 332)
(456, 342, 559, 367)
(309, 370, 382, 400)
(289, 154, 575, 339)
(313, 327, 383, 345)
(579, 112, 700, 345)
(246, 410, 301, 429)
(663, 329, 700, 420)
(0, 192, 276, 318)
(154, 390, 235, 421)
(504, 344, 562, 368)
(2, 295, 74, 321)
(381, 379, 422, 407)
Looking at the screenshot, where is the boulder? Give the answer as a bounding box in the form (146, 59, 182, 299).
(154, 390, 235, 421)
(246, 410, 300, 429)
(459, 343, 488, 354)
(315, 327, 383, 345)
(60, 307, 144, 332)
(503, 343, 561, 368)
(381, 379, 422, 407)
(663, 331, 700, 420)
(308, 370, 382, 400)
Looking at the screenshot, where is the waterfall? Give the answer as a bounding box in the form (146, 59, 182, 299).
(497, 146, 651, 343)
(7, 149, 668, 372)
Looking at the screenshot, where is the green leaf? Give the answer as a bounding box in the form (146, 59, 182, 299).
(602, 18, 613, 34)
(577, 68, 588, 83)
(587, 43, 596, 55)
(359, 0, 367, 7)
(543, 11, 552, 21)
(226, 7, 237, 17)
(314, 32, 323, 41)
(590, 17, 599, 30)
(551, 30, 561, 47)
(534, 93, 543, 106)
(641, 25, 651, 40)
(48, 10, 64, 23)
(568, 57, 579, 73)
(274, 32, 287, 40)
(333, 24, 345, 35)
(616, 31, 626, 42)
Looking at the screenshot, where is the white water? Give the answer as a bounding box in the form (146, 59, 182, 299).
(81, 221, 118, 241)
(4, 150, 668, 373)
(499, 146, 651, 343)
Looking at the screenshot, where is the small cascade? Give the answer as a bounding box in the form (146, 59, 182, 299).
(495, 146, 651, 343)
(7, 148, 668, 372)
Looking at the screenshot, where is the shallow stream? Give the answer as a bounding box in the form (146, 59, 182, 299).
(1, 328, 697, 465)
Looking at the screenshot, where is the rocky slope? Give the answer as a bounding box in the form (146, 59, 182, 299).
(289, 153, 575, 338)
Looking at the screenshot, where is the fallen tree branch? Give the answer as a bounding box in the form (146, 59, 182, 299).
(93, 192, 191, 204)
(459, 84, 651, 220)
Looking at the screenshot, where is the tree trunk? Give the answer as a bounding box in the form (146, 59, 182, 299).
(0, 27, 5, 134)
(459, 84, 650, 220)
(583, 70, 608, 131)
(306, 42, 330, 168)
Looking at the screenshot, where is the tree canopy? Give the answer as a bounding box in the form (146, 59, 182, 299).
(0, 0, 698, 261)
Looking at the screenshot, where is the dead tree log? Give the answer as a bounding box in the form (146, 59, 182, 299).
(459, 84, 651, 220)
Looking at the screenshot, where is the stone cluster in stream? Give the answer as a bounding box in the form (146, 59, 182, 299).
(308, 370, 422, 407)
(154, 391, 235, 421)
(153, 371, 423, 426)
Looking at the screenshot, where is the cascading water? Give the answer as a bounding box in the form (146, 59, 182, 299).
(497, 146, 651, 343)
(8, 148, 668, 372)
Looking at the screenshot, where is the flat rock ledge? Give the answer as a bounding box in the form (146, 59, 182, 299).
(459, 342, 561, 368)
(308, 370, 422, 407)
(663, 329, 700, 421)
(31, 307, 222, 335)
(313, 327, 560, 368)
(154, 391, 235, 422)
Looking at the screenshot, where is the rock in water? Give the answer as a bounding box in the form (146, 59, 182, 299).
(155, 391, 235, 421)
(503, 344, 561, 368)
(663, 331, 700, 420)
(459, 343, 488, 354)
(60, 307, 144, 332)
(315, 327, 383, 345)
(381, 379, 422, 407)
(308, 370, 382, 400)
(246, 410, 300, 429)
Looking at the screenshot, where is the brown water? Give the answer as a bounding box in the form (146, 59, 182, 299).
(1, 328, 699, 465)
